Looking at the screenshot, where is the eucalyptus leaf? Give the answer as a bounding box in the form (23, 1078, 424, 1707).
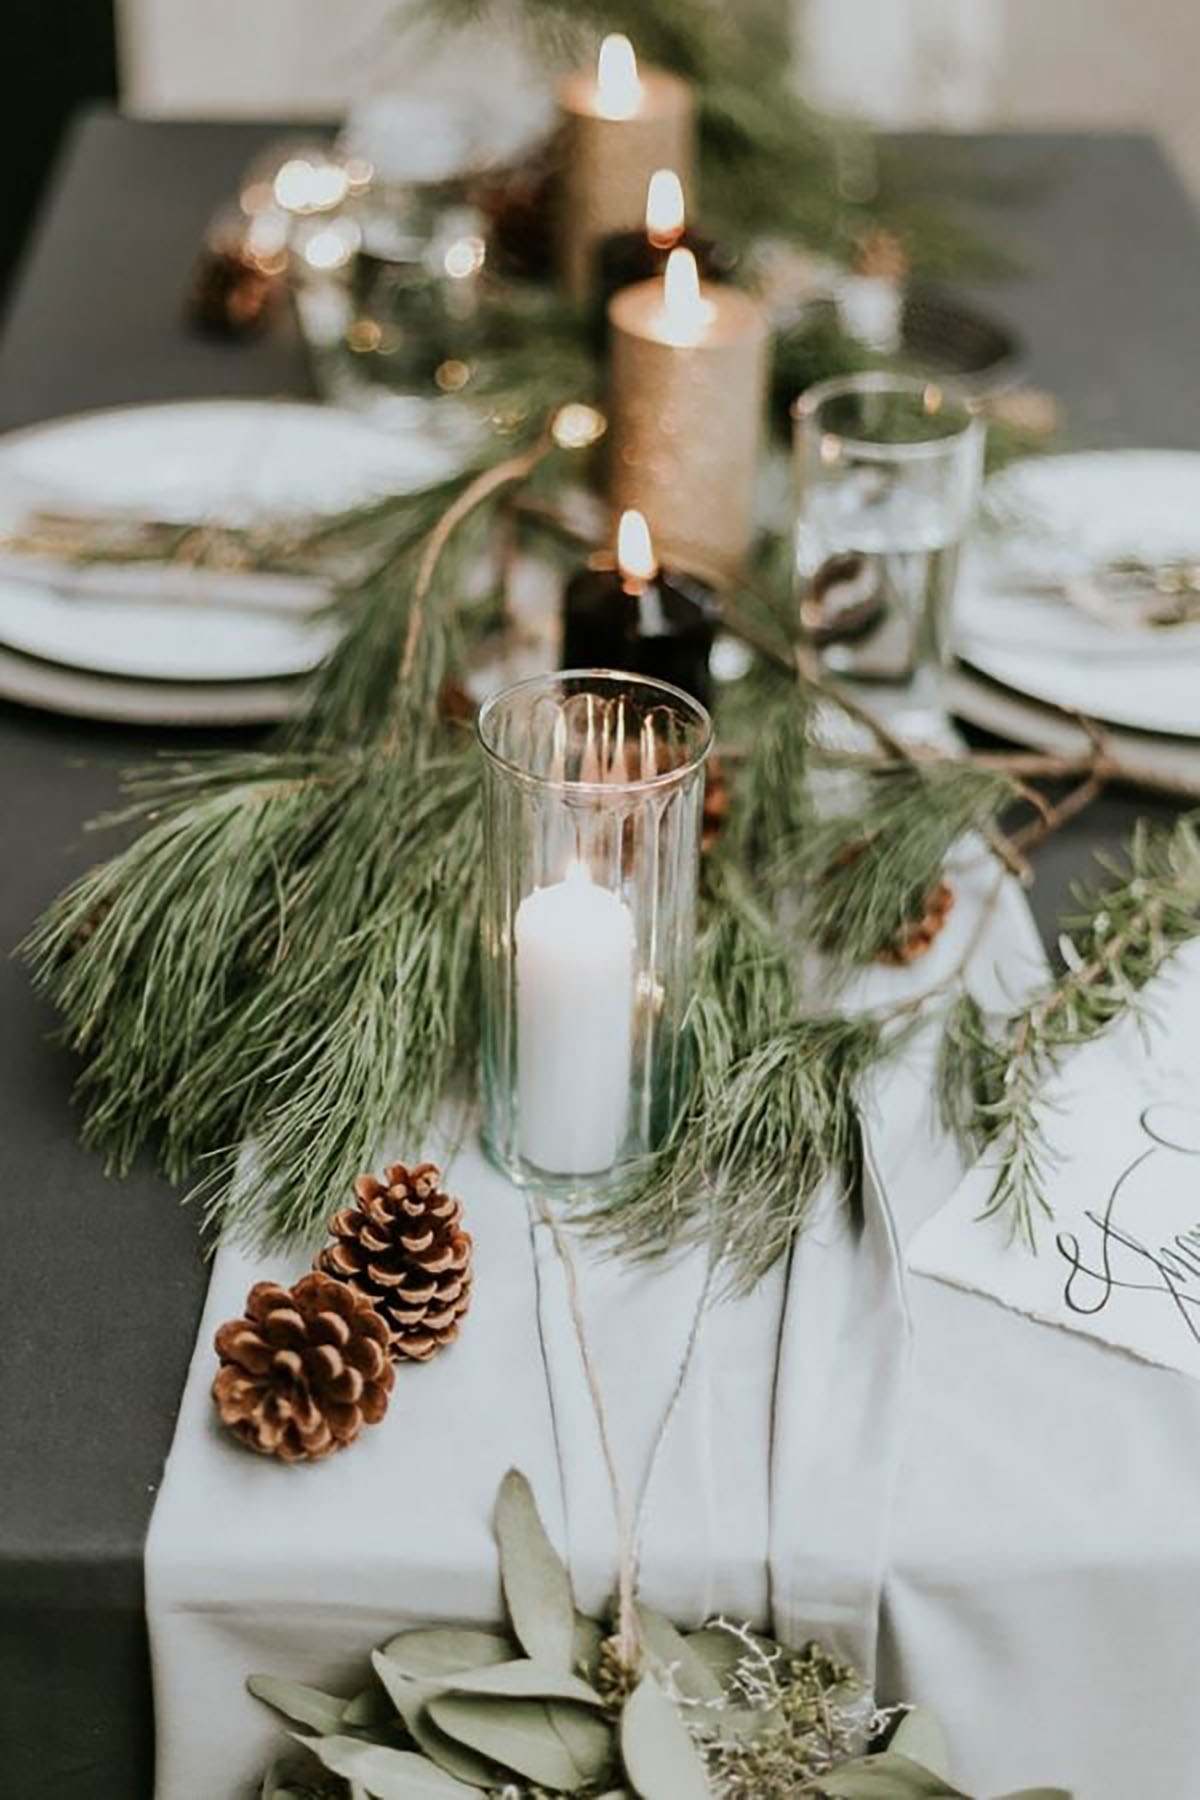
(812, 1750, 971, 1798)
(495, 1469, 576, 1670)
(680, 1626, 747, 1689)
(992, 1790, 1073, 1799)
(573, 1612, 606, 1680)
(380, 1628, 517, 1681)
(248, 1674, 347, 1736)
(635, 1605, 723, 1705)
(370, 1654, 499, 1787)
(890, 1709, 952, 1780)
(259, 1761, 301, 1800)
(342, 1685, 393, 1729)
(620, 1674, 712, 1800)
(446, 1658, 603, 1706)
(546, 1698, 618, 1786)
(427, 1692, 591, 1791)
(295, 1732, 478, 1797)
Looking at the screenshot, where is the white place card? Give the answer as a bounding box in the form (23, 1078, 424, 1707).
(910, 939, 1200, 1379)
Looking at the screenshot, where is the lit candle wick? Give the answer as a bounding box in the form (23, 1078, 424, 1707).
(596, 33, 642, 120)
(616, 509, 658, 592)
(645, 168, 685, 249)
(659, 247, 715, 345)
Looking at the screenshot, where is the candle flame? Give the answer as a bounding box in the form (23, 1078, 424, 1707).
(659, 247, 715, 343)
(616, 509, 658, 586)
(596, 33, 642, 119)
(645, 169, 685, 246)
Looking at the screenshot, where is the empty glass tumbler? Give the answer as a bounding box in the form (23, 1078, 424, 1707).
(478, 671, 712, 1194)
(792, 373, 985, 726)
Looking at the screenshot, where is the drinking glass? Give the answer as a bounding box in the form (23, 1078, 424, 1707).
(792, 373, 985, 728)
(477, 671, 711, 1196)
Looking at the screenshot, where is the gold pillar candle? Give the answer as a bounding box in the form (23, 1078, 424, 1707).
(558, 34, 694, 302)
(608, 249, 769, 574)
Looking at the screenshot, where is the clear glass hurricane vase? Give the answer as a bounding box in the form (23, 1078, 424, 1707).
(477, 670, 712, 1196)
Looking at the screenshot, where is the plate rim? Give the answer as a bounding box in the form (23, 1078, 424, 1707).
(965, 446, 1200, 738)
(0, 395, 446, 686)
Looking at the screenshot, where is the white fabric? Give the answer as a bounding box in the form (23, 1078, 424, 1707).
(147, 858, 1050, 1798)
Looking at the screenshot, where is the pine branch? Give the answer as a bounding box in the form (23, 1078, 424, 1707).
(784, 762, 1017, 970)
(411, 0, 1001, 272)
(20, 427, 559, 1243)
(25, 746, 484, 1243)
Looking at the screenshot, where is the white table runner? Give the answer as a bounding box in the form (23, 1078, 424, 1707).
(157, 865, 1174, 1800)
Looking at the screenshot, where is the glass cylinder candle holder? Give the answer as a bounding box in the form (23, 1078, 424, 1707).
(478, 670, 712, 1195)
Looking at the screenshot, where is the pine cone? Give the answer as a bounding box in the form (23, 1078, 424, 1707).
(212, 1272, 394, 1463)
(877, 878, 955, 966)
(317, 1162, 473, 1363)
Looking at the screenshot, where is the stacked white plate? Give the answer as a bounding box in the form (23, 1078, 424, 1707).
(0, 400, 462, 725)
(953, 451, 1200, 794)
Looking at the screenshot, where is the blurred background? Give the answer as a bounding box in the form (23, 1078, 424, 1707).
(6, 0, 1200, 305)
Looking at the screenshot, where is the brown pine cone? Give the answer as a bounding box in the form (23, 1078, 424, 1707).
(877, 878, 955, 966)
(212, 1272, 394, 1463)
(317, 1162, 473, 1364)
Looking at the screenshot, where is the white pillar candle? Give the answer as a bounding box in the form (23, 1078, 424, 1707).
(515, 859, 635, 1175)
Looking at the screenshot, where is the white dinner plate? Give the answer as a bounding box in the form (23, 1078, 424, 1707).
(0, 400, 462, 684)
(949, 662, 1200, 798)
(0, 640, 302, 727)
(955, 451, 1200, 738)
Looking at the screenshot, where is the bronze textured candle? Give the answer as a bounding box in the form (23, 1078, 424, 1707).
(561, 509, 719, 707)
(608, 249, 768, 574)
(558, 35, 694, 303)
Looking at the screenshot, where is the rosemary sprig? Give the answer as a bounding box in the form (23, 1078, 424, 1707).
(940, 815, 1200, 1247)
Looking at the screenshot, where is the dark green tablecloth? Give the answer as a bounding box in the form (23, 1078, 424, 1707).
(0, 109, 1193, 1798)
